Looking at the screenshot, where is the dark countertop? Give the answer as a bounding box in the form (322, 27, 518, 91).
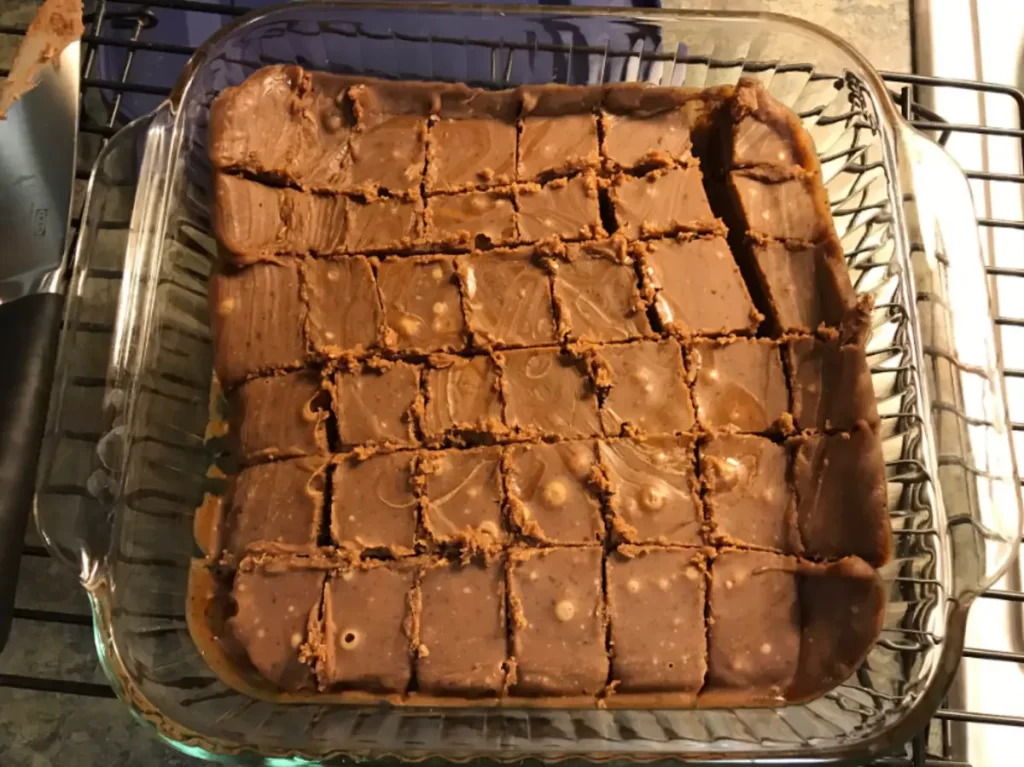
(0, 0, 910, 763)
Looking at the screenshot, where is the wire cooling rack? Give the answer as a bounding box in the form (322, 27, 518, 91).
(0, 3, 1022, 765)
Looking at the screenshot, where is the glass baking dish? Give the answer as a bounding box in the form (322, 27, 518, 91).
(33, 3, 1023, 763)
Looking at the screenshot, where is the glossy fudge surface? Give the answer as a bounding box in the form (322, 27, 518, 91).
(204, 69, 889, 707)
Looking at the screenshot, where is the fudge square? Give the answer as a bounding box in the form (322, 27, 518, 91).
(419, 354, 504, 441)
(790, 557, 886, 700)
(601, 94, 704, 170)
(501, 348, 600, 437)
(599, 436, 702, 546)
(346, 88, 426, 196)
(595, 338, 694, 436)
(610, 166, 718, 239)
(419, 446, 505, 547)
(551, 238, 652, 344)
(210, 260, 305, 387)
(331, 452, 418, 555)
(418, 557, 508, 696)
(701, 433, 799, 553)
(375, 255, 467, 353)
(730, 78, 818, 170)
(425, 189, 518, 248)
(516, 174, 604, 243)
(729, 169, 833, 243)
(518, 112, 600, 180)
(230, 566, 325, 691)
(221, 457, 328, 558)
(786, 337, 879, 433)
(428, 115, 517, 191)
(607, 547, 707, 693)
(212, 173, 349, 262)
(302, 256, 382, 359)
(458, 249, 558, 348)
(345, 196, 423, 254)
(640, 236, 761, 337)
(505, 440, 604, 545)
(690, 338, 789, 433)
(747, 238, 856, 335)
(332, 359, 420, 447)
(509, 547, 607, 695)
(321, 563, 415, 693)
(706, 549, 800, 696)
(791, 428, 890, 566)
(229, 369, 328, 463)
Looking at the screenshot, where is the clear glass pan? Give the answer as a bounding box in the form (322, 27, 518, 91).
(34, 3, 1022, 763)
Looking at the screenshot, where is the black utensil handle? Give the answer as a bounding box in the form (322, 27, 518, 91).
(0, 293, 63, 649)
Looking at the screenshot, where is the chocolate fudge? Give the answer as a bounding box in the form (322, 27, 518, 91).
(745, 239, 856, 335)
(599, 437, 702, 546)
(419, 447, 505, 547)
(418, 558, 508, 695)
(610, 166, 719, 239)
(229, 369, 329, 463)
(347, 83, 428, 196)
(229, 565, 325, 691)
(220, 457, 328, 559)
(706, 549, 800, 696)
(426, 190, 518, 248)
(428, 116, 517, 192)
(705, 549, 885, 703)
(607, 547, 707, 694)
(458, 249, 557, 348)
(419, 354, 504, 442)
(210, 260, 306, 387)
(501, 348, 600, 438)
(505, 440, 604, 545)
(331, 452, 418, 554)
(321, 563, 416, 692)
(516, 174, 604, 242)
(690, 338, 789, 434)
(302, 256, 382, 359)
(213, 173, 349, 262)
(550, 239, 652, 343)
(208, 65, 354, 191)
(205, 69, 891, 708)
(786, 337, 879, 433)
(728, 170, 833, 243)
(730, 79, 818, 171)
(702, 434, 799, 553)
(331, 359, 419, 447)
(594, 338, 695, 437)
(519, 113, 600, 179)
(639, 236, 762, 337)
(375, 255, 467, 352)
(791, 428, 890, 566)
(345, 197, 424, 253)
(600, 93, 705, 170)
(509, 547, 607, 695)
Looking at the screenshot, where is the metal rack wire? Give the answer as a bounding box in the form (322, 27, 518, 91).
(0, 3, 1022, 765)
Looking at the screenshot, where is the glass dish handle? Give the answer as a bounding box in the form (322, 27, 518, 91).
(897, 123, 1023, 604)
(33, 113, 159, 584)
